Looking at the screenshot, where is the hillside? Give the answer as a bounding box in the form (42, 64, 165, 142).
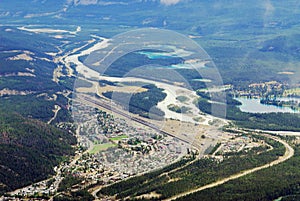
(0, 111, 76, 194)
(1, 0, 300, 199)
(0, 26, 76, 195)
(1, 0, 299, 86)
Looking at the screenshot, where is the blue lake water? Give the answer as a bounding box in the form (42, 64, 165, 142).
(137, 51, 193, 69)
(234, 97, 299, 113)
(137, 51, 174, 59)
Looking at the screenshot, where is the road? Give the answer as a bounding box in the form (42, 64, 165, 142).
(74, 88, 295, 201)
(163, 133, 294, 201)
(76, 94, 203, 199)
(75, 94, 295, 201)
(255, 129, 300, 136)
(47, 105, 61, 124)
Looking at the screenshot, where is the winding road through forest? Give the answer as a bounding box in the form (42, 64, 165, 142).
(164, 133, 294, 201)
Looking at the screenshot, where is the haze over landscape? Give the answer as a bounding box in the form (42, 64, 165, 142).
(1, 0, 300, 200)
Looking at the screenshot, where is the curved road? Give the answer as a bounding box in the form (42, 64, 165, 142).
(79, 94, 294, 201)
(164, 134, 294, 201)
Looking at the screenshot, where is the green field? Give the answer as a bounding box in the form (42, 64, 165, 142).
(110, 135, 128, 141)
(89, 143, 116, 154)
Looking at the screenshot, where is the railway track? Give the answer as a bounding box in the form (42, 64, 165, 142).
(78, 95, 193, 145)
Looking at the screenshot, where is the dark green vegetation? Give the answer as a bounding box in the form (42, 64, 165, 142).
(0, 27, 72, 122)
(95, 51, 183, 77)
(0, 95, 57, 122)
(1, 0, 300, 199)
(0, 27, 61, 92)
(176, 96, 189, 103)
(103, 84, 166, 119)
(54, 190, 94, 201)
(176, 139, 300, 201)
(197, 92, 300, 131)
(98, 157, 194, 197)
(0, 27, 76, 194)
(58, 175, 83, 192)
(167, 104, 190, 114)
(54, 173, 94, 200)
(260, 97, 300, 112)
(209, 142, 222, 155)
(0, 111, 76, 195)
(2, 0, 298, 89)
(1, 0, 300, 87)
(98, 135, 285, 200)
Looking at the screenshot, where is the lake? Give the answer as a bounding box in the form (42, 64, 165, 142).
(234, 97, 299, 113)
(137, 51, 174, 59)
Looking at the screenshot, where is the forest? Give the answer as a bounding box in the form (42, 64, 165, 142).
(98, 134, 285, 200)
(0, 27, 77, 195)
(103, 84, 166, 119)
(176, 141, 300, 201)
(0, 111, 76, 195)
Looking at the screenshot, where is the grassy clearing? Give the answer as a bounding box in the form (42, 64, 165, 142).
(89, 143, 116, 154)
(110, 135, 128, 141)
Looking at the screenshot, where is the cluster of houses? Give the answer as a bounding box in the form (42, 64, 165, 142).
(67, 103, 189, 185)
(5, 101, 191, 199)
(234, 80, 284, 98)
(214, 134, 263, 157)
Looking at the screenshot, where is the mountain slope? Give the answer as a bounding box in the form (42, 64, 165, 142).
(0, 27, 76, 195)
(0, 111, 76, 194)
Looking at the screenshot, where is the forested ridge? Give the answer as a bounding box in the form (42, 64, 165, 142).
(103, 84, 166, 119)
(98, 135, 285, 200)
(176, 141, 300, 201)
(1, 0, 300, 198)
(0, 27, 76, 195)
(0, 111, 76, 195)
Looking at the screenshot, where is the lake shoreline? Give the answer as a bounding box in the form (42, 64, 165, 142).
(234, 97, 299, 114)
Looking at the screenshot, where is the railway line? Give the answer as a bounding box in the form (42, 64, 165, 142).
(78, 95, 194, 145)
